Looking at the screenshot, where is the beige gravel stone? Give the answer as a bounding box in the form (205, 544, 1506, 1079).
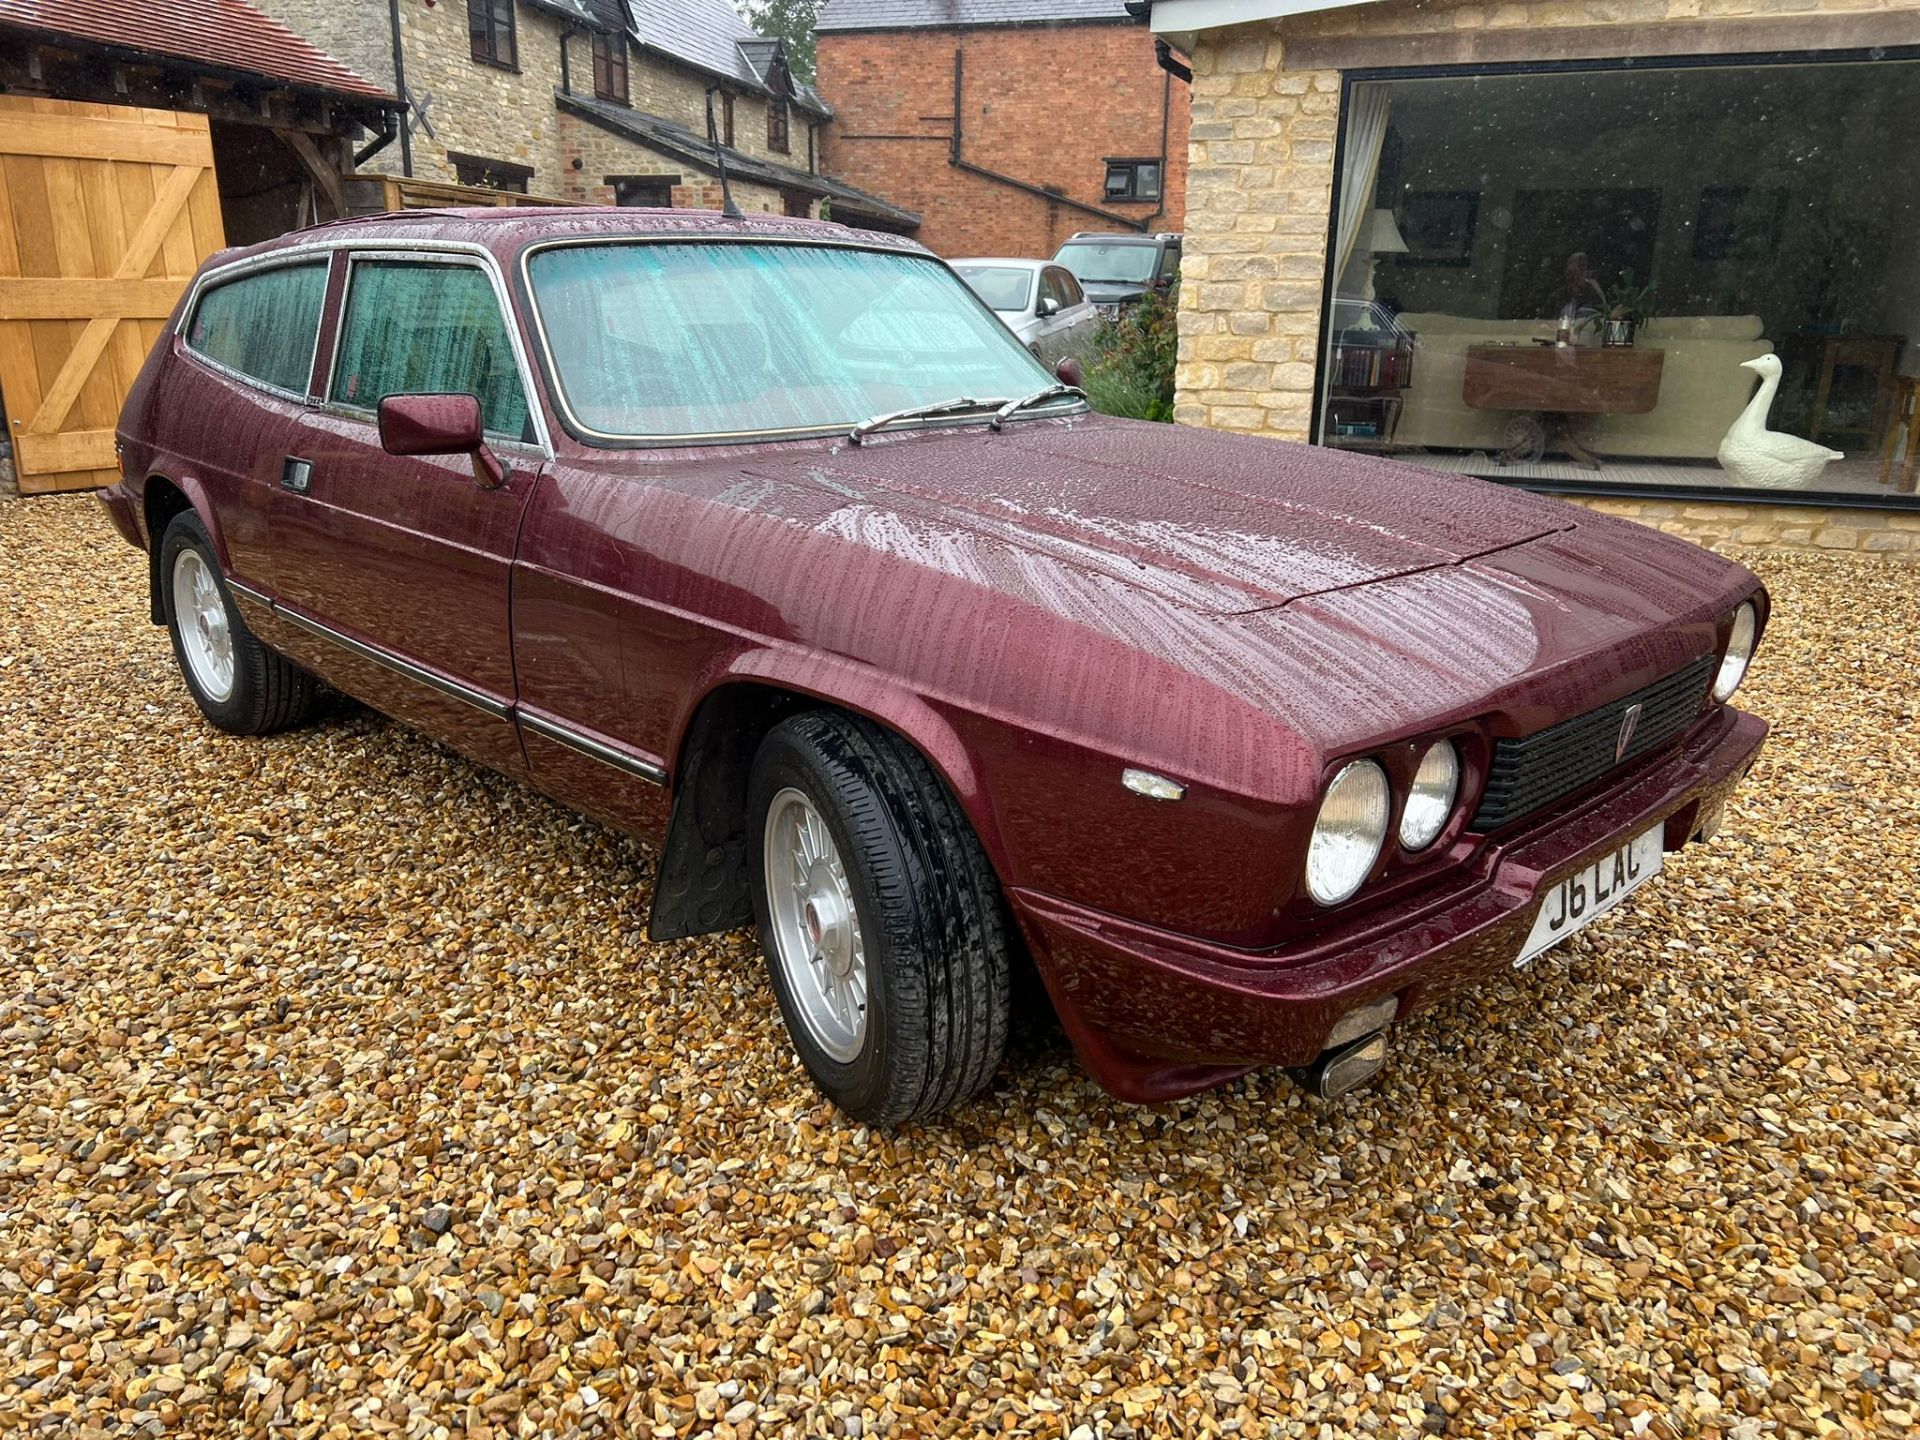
(2, 495, 1917, 1438)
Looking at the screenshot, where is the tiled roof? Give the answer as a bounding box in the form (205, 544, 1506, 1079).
(0, 0, 393, 101)
(558, 90, 919, 230)
(816, 0, 1134, 30)
(628, 0, 831, 116)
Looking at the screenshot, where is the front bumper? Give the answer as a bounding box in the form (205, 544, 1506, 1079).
(1011, 704, 1768, 1102)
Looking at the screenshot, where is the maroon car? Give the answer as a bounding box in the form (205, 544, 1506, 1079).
(100, 209, 1768, 1125)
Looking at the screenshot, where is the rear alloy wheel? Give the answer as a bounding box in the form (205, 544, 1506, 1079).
(159, 510, 319, 735)
(748, 711, 1011, 1126)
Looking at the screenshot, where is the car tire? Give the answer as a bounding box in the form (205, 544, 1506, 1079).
(159, 509, 319, 735)
(747, 710, 1011, 1126)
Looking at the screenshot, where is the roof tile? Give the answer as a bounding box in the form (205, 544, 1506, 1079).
(0, 0, 393, 101)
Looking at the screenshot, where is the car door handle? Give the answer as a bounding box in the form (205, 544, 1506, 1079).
(281, 457, 313, 494)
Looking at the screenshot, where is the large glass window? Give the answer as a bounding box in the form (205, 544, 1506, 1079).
(1319, 59, 1920, 502)
(331, 260, 531, 442)
(525, 242, 1065, 440)
(185, 262, 328, 395)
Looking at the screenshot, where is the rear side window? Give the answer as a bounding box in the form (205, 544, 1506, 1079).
(185, 262, 328, 395)
(331, 259, 532, 441)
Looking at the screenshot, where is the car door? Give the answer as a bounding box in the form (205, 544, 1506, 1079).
(1030, 268, 1072, 366)
(1049, 267, 1099, 362)
(265, 248, 548, 775)
(164, 255, 333, 592)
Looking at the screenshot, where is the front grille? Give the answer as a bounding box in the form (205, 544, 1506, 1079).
(1470, 655, 1716, 832)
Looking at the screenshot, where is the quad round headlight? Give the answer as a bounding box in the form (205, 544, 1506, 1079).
(1713, 601, 1758, 702)
(1399, 740, 1460, 851)
(1305, 759, 1391, 906)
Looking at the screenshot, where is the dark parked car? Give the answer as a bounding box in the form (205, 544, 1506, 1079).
(101, 209, 1768, 1125)
(1051, 230, 1181, 315)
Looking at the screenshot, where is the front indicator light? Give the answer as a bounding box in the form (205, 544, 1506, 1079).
(1713, 602, 1757, 702)
(1399, 740, 1460, 851)
(1305, 759, 1390, 906)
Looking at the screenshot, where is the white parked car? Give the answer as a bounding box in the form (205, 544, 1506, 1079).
(952, 258, 1100, 370)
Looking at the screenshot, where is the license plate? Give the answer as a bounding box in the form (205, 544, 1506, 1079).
(1515, 826, 1663, 967)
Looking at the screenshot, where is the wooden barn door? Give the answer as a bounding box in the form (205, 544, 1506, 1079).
(0, 98, 225, 493)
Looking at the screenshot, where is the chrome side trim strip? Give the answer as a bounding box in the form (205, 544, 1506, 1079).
(519, 710, 668, 787)
(228, 577, 662, 785)
(225, 578, 273, 609)
(268, 602, 512, 720)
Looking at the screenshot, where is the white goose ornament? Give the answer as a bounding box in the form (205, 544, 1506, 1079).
(1717, 353, 1843, 489)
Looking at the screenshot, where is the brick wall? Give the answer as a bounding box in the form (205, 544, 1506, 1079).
(817, 22, 1187, 258)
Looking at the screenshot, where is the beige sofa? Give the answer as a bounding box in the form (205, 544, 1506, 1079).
(1389, 313, 1774, 461)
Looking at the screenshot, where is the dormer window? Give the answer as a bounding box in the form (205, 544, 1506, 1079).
(591, 29, 628, 104)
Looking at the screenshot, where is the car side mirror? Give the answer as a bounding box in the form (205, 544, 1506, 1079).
(378, 393, 509, 490)
(1055, 357, 1085, 388)
(1037, 296, 1061, 318)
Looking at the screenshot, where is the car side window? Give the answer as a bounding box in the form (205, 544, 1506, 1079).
(331, 258, 532, 442)
(1158, 245, 1181, 282)
(184, 262, 328, 395)
(1053, 269, 1086, 308)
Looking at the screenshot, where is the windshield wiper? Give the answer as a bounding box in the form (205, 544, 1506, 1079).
(848, 396, 1008, 445)
(989, 384, 1086, 431)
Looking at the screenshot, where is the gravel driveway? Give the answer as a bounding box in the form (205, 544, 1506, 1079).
(3, 496, 1916, 1440)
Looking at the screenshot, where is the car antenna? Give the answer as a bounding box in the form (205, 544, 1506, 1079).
(704, 86, 744, 220)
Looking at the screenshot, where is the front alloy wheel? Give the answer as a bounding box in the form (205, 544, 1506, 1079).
(747, 711, 1012, 1126)
(763, 786, 869, 1062)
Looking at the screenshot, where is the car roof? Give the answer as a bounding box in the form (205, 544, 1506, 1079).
(1059, 232, 1180, 247)
(951, 257, 1049, 270)
(205, 205, 934, 272)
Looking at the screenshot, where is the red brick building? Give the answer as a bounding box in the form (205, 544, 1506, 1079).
(816, 0, 1188, 259)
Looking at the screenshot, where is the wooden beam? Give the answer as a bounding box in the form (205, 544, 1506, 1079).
(15, 427, 116, 476)
(0, 277, 184, 321)
(1283, 11, 1920, 72)
(0, 111, 210, 165)
(276, 127, 345, 218)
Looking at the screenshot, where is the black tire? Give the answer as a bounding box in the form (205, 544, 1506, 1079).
(747, 711, 1011, 1126)
(158, 510, 319, 735)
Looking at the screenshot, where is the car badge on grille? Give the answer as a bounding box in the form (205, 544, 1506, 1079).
(1615, 702, 1644, 762)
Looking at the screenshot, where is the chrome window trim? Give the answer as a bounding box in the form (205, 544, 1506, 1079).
(518, 709, 668, 787)
(517, 233, 1086, 447)
(325, 245, 553, 452)
(176, 253, 334, 405)
(175, 237, 554, 457)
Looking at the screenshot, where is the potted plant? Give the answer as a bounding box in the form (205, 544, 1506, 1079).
(1585, 270, 1658, 347)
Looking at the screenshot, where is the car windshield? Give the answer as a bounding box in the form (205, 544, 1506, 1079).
(953, 264, 1035, 314)
(526, 241, 1068, 440)
(1053, 241, 1157, 285)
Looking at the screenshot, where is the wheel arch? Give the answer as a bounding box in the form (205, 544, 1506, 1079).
(647, 656, 1001, 944)
(142, 472, 228, 625)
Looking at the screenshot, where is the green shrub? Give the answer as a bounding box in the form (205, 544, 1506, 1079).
(1083, 285, 1178, 423)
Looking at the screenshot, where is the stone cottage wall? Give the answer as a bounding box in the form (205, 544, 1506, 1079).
(555, 110, 799, 214)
